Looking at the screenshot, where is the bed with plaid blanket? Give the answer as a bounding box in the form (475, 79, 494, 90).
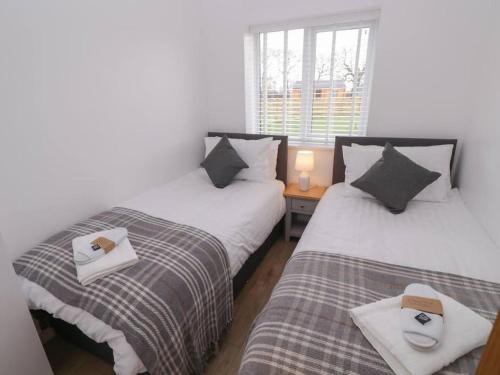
(14, 207, 233, 375)
(239, 251, 500, 375)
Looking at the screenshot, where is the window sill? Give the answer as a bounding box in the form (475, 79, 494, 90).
(288, 142, 335, 151)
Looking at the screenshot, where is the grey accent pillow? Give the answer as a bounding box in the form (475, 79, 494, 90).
(351, 143, 441, 214)
(201, 135, 248, 188)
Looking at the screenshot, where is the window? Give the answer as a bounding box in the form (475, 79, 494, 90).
(245, 12, 378, 146)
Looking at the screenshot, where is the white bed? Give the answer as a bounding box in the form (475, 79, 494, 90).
(296, 183, 500, 284)
(20, 168, 285, 375)
(238, 137, 500, 375)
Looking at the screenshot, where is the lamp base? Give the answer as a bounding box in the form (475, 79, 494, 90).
(298, 173, 310, 192)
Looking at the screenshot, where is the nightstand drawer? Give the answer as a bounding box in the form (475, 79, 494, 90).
(284, 184, 326, 241)
(291, 198, 317, 214)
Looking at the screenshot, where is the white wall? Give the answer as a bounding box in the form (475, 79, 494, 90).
(200, 0, 488, 185)
(0, 234, 53, 375)
(1, 0, 498, 258)
(0, 0, 207, 259)
(459, 1, 500, 246)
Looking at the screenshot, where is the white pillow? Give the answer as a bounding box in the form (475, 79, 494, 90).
(342, 146, 383, 199)
(344, 144, 454, 202)
(204, 137, 275, 182)
(268, 140, 281, 180)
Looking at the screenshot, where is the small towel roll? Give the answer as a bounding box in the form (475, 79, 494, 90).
(401, 284, 444, 350)
(74, 228, 128, 265)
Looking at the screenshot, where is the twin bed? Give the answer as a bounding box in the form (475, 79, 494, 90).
(14, 132, 287, 375)
(239, 137, 500, 374)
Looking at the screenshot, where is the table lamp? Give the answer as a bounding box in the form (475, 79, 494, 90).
(295, 150, 314, 191)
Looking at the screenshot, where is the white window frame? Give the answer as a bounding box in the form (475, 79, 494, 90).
(245, 10, 379, 147)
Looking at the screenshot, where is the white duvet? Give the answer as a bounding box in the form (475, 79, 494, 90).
(296, 183, 500, 283)
(20, 169, 285, 375)
(122, 168, 285, 277)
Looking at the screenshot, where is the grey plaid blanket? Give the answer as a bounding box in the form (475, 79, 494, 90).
(14, 207, 233, 375)
(239, 251, 500, 375)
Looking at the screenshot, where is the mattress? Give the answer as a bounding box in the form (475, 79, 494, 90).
(296, 183, 500, 283)
(20, 169, 285, 375)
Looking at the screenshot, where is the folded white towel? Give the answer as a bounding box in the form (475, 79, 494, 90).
(72, 229, 139, 286)
(350, 293, 492, 375)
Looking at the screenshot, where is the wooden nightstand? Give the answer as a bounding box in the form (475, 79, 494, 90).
(284, 184, 327, 241)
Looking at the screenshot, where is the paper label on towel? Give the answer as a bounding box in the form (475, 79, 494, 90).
(401, 295, 443, 315)
(90, 237, 116, 253)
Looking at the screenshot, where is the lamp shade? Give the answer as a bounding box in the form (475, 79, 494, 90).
(295, 150, 314, 172)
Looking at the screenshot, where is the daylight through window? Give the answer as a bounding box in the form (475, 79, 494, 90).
(245, 14, 378, 146)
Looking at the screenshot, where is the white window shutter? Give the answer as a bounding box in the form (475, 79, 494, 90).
(245, 12, 378, 146)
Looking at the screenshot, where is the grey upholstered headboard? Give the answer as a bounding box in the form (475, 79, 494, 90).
(207, 132, 288, 185)
(333, 136, 458, 185)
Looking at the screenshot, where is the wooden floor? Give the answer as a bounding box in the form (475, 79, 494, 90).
(44, 239, 296, 375)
